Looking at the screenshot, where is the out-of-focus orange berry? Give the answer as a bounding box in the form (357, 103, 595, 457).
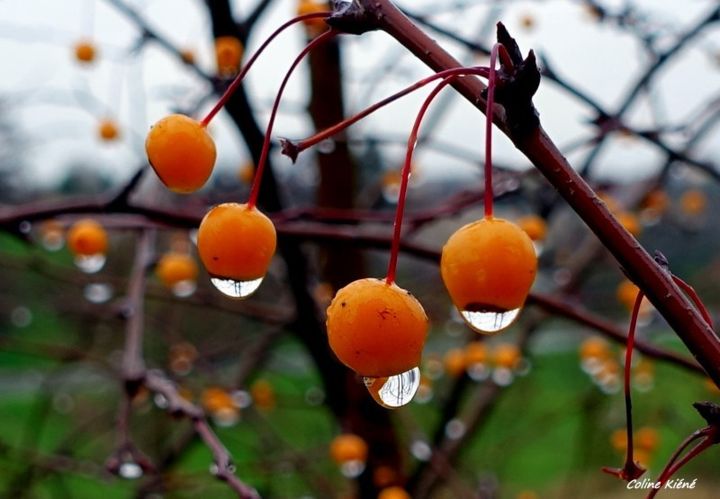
(517, 215, 547, 242)
(464, 342, 487, 366)
(180, 48, 196, 65)
(67, 219, 108, 256)
(616, 279, 640, 310)
(215, 36, 243, 76)
(610, 428, 628, 451)
(250, 379, 276, 410)
(326, 278, 428, 377)
(642, 189, 669, 214)
(519, 14, 536, 30)
(679, 189, 707, 216)
(492, 343, 521, 370)
(579, 337, 610, 360)
(297, 0, 329, 35)
(156, 252, 198, 288)
(145, 113, 216, 193)
(201, 387, 234, 413)
(377, 486, 411, 499)
(616, 211, 641, 237)
(372, 465, 398, 488)
(74, 40, 96, 63)
(443, 348, 466, 378)
(98, 119, 119, 141)
(635, 427, 660, 452)
(329, 433, 368, 464)
(238, 161, 255, 185)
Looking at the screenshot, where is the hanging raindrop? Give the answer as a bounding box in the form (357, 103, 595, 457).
(364, 366, 420, 409)
(84, 283, 113, 303)
(460, 307, 520, 334)
(172, 280, 197, 298)
(74, 253, 106, 273)
(340, 460, 365, 478)
(118, 461, 143, 479)
(210, 276, 263, 298)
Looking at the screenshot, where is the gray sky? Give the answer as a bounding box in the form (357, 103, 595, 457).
(1, 0, 719, 188)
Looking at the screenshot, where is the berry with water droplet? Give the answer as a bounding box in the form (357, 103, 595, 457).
(67, 219, 108, 256)
(214, 36, 243, 76)
(74, 40, 96, 63)
(329, 433, 368, 465)
(155, 252, 198, 295)
(145, 114, 216, 193)
(197, 203, 276, 298)
(441, 217, 537, 333)
(326, 278, 428, 377)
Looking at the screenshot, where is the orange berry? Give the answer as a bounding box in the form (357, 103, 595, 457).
(378, 486, 410, 499)
(616, 279, 640, 310)
(156, 252, 198, 288)
(98, 119, 119, 141)
(616, 211, 641, 236)
(464, 341, 487, 366)
(579, 337, 609, 360)
(238, 161, 255, 185)
(443, 348, 466, 377)
(440, 217, 537, 332)
(679, 189, 707, 216)
(74, 40, 96, 63)
(597, 192, 621, 214)
(372, 465, 398, 488)
(492, 343, 521, 370)
(297, 0, 329, 34)
(201, 387, 233, 412)
(250, 379, 276, 410)
(642, 190, 669, 214)
(326, 278, 428, 377)
(145, 114, 216, 193)
(635, 427, 659, 452)
(67, 219, 108, 256)
(519, 14, 536, 30)
(610, 428, 627, 451)
(516, 214, 547, 242)
(329, 434, 368, 464)
(197, 203, 276, 281)
(215, 36, 243, 76)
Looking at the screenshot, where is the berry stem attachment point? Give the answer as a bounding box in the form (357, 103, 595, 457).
(386, 76, 457, 285)
(247, 28, 337, 209)
(484, 43, 501, 219)
(200, 12, 331, 127)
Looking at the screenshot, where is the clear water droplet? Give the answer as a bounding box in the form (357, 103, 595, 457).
(84, 283, 113, 303)
(460, 307, 520, 334)
(634, 373, 654, 392)
(304, 386, 325, 406)
(154, 393, 168, 409)
(210, 276, 263, 298)
(581, 357, 603, 375)
(212, 407, 240, 427)
(209, 463, 219, 475)
(445, 418, 466, 440)
(340, 460, 365, 478)
(18, 220, 32, 234)
(172, 280, 196, 297)
(189, 229, 199, 245)
(492, 367, 515, 386)
(231, 390, 252, 409)
(414, 383, 433, 404)
(10, 306, 32, 327)
(532, 241, 544, 256)
(410, 440, 432, 461)
(364, 367, 420, 409)
(382, 183, 400, 204)
(118, 461, 143, 479)
(74, 253, 106, 273)
(41, 231, 64, 251)
(467, 363, 489, 381)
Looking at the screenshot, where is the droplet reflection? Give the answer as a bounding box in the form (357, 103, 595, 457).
(460, 307, 520, 334)
(210, 276, 263, 298)
(75, 253, 106, 273)
(364, 367, 420, 409)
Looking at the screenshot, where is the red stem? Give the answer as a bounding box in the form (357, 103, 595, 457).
(647, 430, 715, 499)
(292, 67, 489, 155)
(672, 274, 714, 329)
(200, 12, 331, 127)
(386, 76, 457, 285)
(484, 44, 499, 218)
(622, 289, 645, 474)
(247, 29, 337, 208)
